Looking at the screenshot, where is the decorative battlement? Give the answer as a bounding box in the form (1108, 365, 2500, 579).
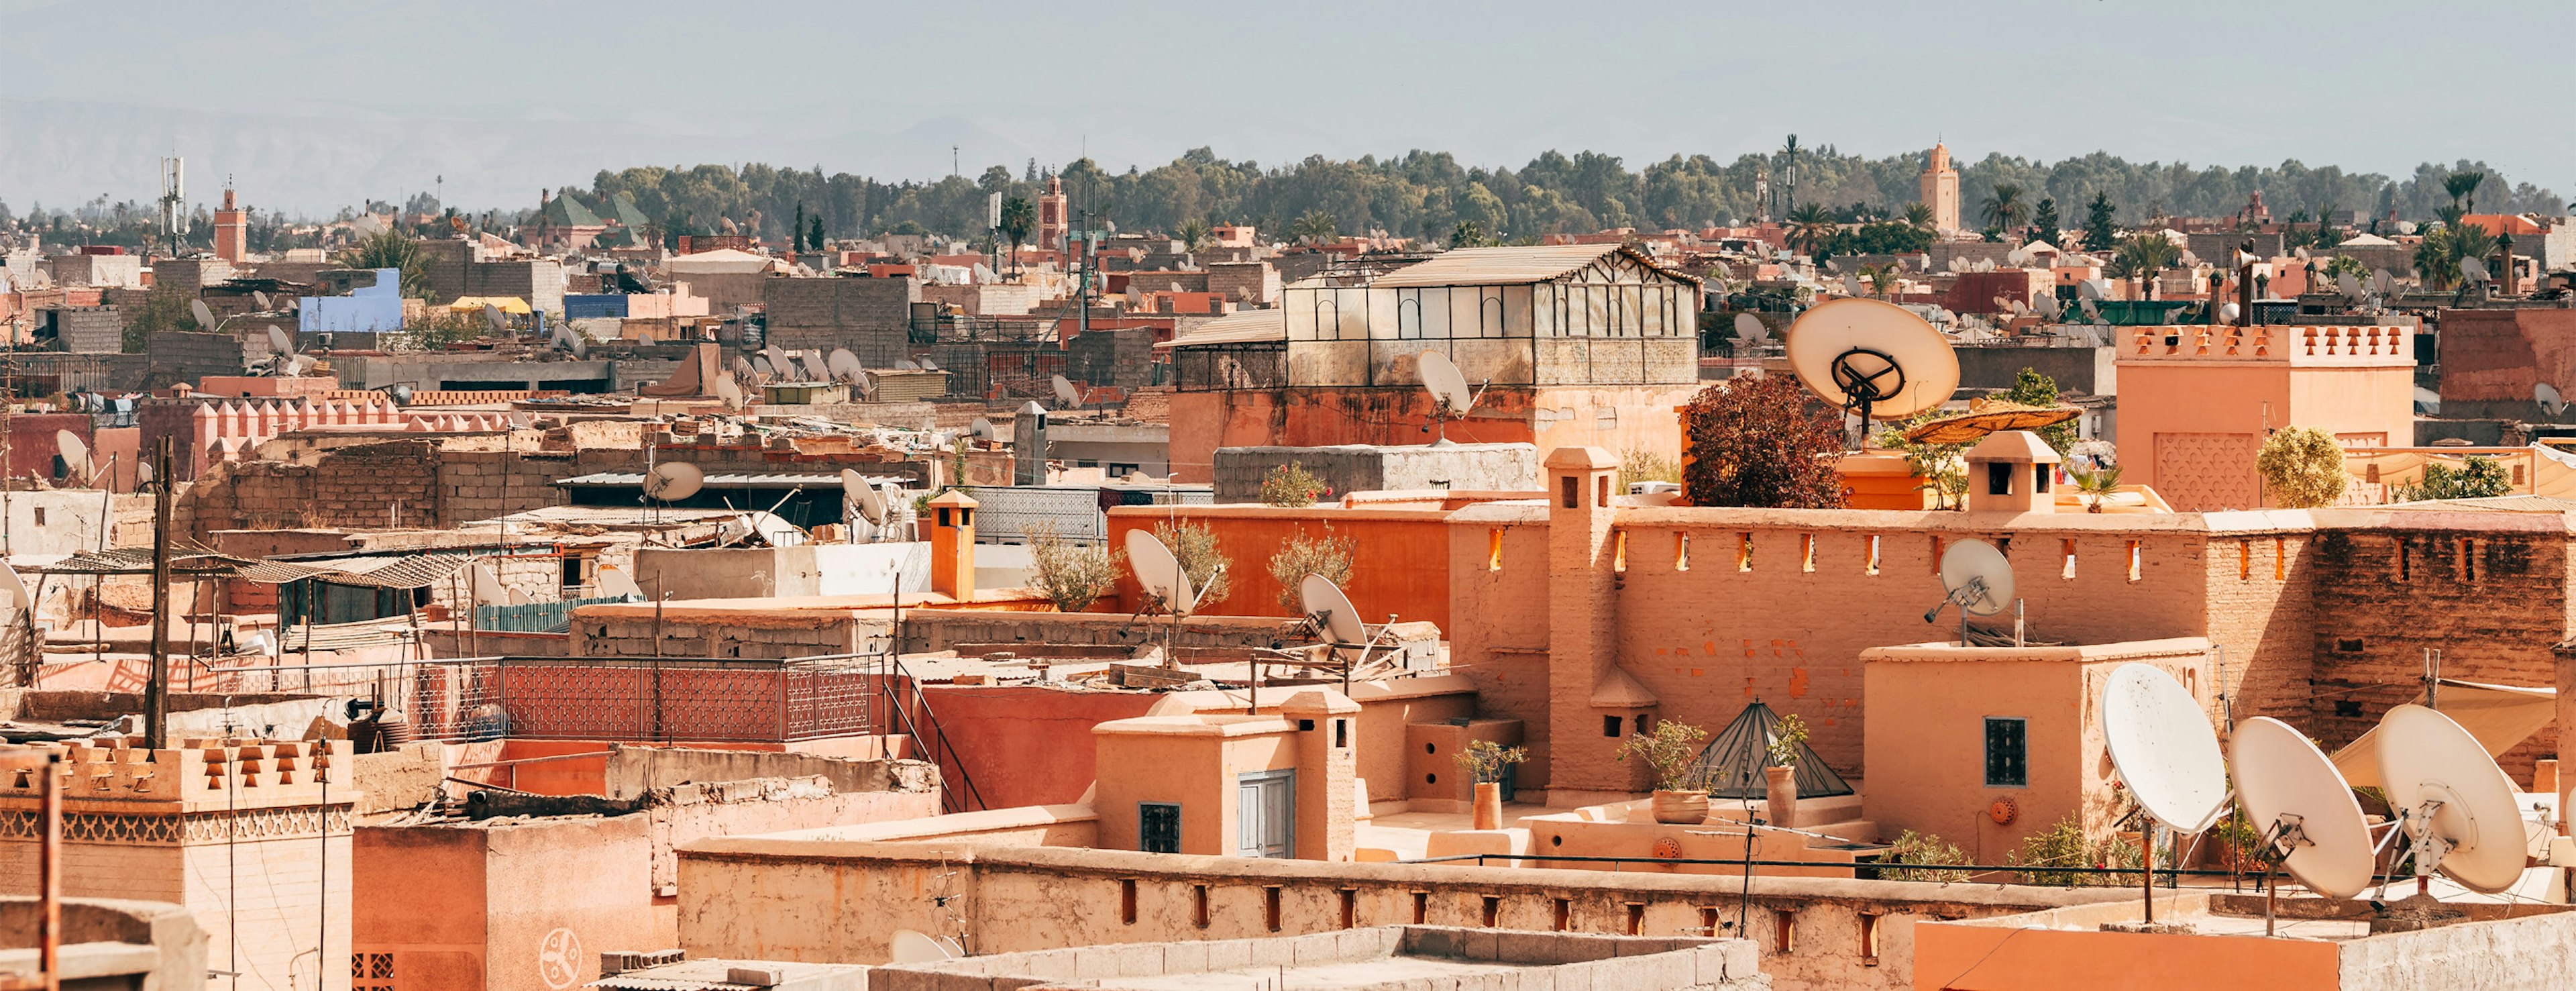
(0, 739, 358, 813)
(2120, 325, 2413, 366)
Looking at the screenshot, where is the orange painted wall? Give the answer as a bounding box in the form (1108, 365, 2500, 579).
(1103, 505, 1460, 629)
(2114, 362, 2287, 510)
(355, 827, 490, 991)
(1913, 920, 2335, 991)
(910, 685, 1162, 809)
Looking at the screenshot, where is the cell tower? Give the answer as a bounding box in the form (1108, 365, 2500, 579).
(158, 156, 189, 246)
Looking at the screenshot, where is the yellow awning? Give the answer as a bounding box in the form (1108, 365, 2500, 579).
(448, 296, 532, 314)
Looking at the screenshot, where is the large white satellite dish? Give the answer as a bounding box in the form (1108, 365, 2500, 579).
(2231, 716, 2375, 899)
(1124, 529, 1194, 617)
(52, 430, 91, 484)
(2100, 664, 2229, 834)
(1416, 350, 1485, 445)
(841, 468, 888, 527)
(2375, 704, 2529, 894)
(191, 299, 217, 330)
(596, 564, 643, 599)
(641, 462, 704, 502)
(886, 930, 961, 965)
(1053, 374, 1081, 409)
(1299, 574, 1366, 647)
(827, 348, 863, 384)
(1784, 298, 1960, 427)
(0, 562, 30, 615)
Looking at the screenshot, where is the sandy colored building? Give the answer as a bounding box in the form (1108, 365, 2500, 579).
(2115, 323, 2414, 511)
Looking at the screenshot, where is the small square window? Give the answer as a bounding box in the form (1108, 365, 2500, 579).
(1986, 462, 2014, 495)
(2033, 466, 2051, 494)
(1984, 717, 2027, 788)
(1603, 715, 1623, 737)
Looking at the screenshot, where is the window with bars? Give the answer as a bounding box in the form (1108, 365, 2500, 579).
(354, 952, 396, 991)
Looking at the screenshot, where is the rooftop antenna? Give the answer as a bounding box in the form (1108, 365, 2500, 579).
(1921, 537, 2017, 645)
(1052, 374, 1081, 410)
(1415, 350, 1487, 446)
(158, 156, 187, 246)
(1784, 298, 1960, 448)
(2100, 663, 2231, 924)
(2375, 704, 2528, 896)
(2231, 716, 2376, 934)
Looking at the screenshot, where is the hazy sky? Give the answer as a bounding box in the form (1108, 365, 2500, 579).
(5, 0, 2571, 214)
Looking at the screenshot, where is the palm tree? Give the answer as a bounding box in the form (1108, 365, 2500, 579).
(2071, 464, 2125, 513)
(1785, 203, 1836, 258)
(2108, 233, 2181, 299)
(336, 229, 432, 300)
(2414, 227, 2458, 290)
(1291, 209, 1339, 245)
(996, 197, 1036, 274)
(1980, 183, 2029, 238)
(2441, 171, 2487, 224)
(1903, 202, 1935, 231)
(2450, 222, 2498, 286)
(1862, 263, 1897, 298)
(1177, 218, 1212, 252)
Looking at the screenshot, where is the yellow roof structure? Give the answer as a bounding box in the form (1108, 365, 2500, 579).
(447, 296, 532, 314)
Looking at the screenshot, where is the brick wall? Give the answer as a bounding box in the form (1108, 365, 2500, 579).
(1065, 327, 1159, 388)
(178, 440, 444, 536)
(762, 277, 918, 364)
(49, 305, 126, 354)
(148, 329, 260, 385)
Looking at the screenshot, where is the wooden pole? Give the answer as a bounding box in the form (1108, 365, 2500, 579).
(145, 437, 174, 750)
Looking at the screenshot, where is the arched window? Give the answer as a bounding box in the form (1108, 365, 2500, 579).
(1397, 296, 1423, 339)
(1481, 291, 1505, 338)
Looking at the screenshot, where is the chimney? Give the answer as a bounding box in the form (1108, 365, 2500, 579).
(1012, 401, 1049, 485)
(928, 490, 977, 601)
(1963, 430, 2061, 514)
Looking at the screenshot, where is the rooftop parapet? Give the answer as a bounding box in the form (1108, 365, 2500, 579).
(0, 738, 356, 812)
(2120, 324, 2412, 366)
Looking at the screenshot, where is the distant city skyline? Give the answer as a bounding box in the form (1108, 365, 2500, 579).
(3, 0, 2569, 215)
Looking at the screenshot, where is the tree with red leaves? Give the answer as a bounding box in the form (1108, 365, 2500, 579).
(1678, 374, 1847, 508)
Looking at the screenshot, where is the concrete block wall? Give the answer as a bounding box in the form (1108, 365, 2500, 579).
(1206, 262, 1280, 306)
(50, 305, 126, 354)
(763, 277, 918, 365)
(435, 449, 572, 524)
(1212, 444, 1540, 503)
(147, 329, 260, 384)
(1066, 328, 1160, 388)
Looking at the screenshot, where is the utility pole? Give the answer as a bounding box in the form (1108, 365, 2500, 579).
(144, 437, 173, 749)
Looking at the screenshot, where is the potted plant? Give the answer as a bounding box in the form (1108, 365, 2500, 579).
(1764, 715, 1810, 828)
(1616, 719, 1711, 824)
(1456, 739, 1528, 831)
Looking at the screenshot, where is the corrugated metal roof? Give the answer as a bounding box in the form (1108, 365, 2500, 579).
(1157, 309, 1286, 349)
(1364, 244, 1700, 289)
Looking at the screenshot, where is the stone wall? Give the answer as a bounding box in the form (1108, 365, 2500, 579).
(763, 277, 918, 365)
(1212, 444, 1541, 503)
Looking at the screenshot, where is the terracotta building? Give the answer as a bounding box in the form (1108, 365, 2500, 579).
(2114, 323, 2414, 511)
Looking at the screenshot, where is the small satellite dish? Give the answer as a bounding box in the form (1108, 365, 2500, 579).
(550, 324, 588, 360)
(1299, 574, 1366, 647)
(2375, 703, 2530, 893)
(190, 299, 216, 330)
(895, 359, 921, 372)
(827, 348, 863, 383)
(507, 413, 533, 431)
(388, 383, 414, 406)
(2034, 295, 2063, 320)
(1825, 258, 1842, 273)
(2414, 385, 2443, 415)
(2100, 664, 2229, 833)
(467, 564, 510, 608)
(729, 356, 756, 380)
(1733, 313, 1767, 341)
(252, 290, 272, 310)
(2536, 383, 2565, 418)
(2373, 269, 2396, 294)
(1843, 272, 1866, 297)
(2231, 715, 2375, 899)
(482, 303, 505, 333)
(641, 462, 704, 502)
(2077, 278, 2104, 301)
(2337, 272, 2363, 299)
(596, 564, 643, 599)
(1925, 538, 2015, 626)
(2295, 246, 2311, 260)
(1053, 374, 1081, 409)
(712, 374, 745, 411)
(266, 325, 294, 357)
(2218, 302, 2242, 323)
(53, 430, 91, 483)
(1784, 298, 1962, 427)
(1417, 350, 1485, 444)
(887, 930, 961, 966)
(1124, 529, 1195, 616)
(917, 357, 939, 371)
(2461, 256, 2490, 283)
(968, 417, 996, 441)
(749, 354, 775, 378)
(762, 346, 792, 378)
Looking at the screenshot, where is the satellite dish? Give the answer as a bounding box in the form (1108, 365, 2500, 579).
(2373, 269, 2396, 294)
(2537, 383, 2565, 418)
(387, 383, 414, 406)
(266, 325, 294, 357)
(795, 352, 832, 382)
(749, 354, 775, 378)
(1733, 313, 1767, 341)
(762, 346, 792, 378)
(2295, 246, 2311, 260)
(895, 359, 921, 371)
(729, 356, 756, 380)
(550, 324, 588, 360)
(712, 374, 745, 411)
(253, 289, 272, 310)
(52, 430, 91, 483)
(1825, 259, 1841, 273)
(1052, 374, 1081, 409)
(1417, 350, 1483, 444)
(1783, 298, 1962, 427)
(596, 564, 643, 599)
(841, 468, 888, 527)
(2077, 278, 2104, 301)
(2034, 295, 2063, 320)
(1924, 538, 2015, 628)
(2375, 703, 2530, 894)
(2100, 664, 2229, 834)
(2218, 303, 2242, 323)
(887, 931, 961, 966)
(1298, 574, 1366, 647)
(2461, 256, 2490, 283)
(2230, 716, 2375, 899)
(482, 303, 504, 333)
(2414, 385, 2443, 415)
(641, 462, 704, 502)
(827, 348, 863, 383)
(917, 357, 939, 371)
(286, 354, 319, 377)
(2337, 272, 2364, 299)
(968, 417, 996, 441)
(1124, 529, 1195, 616)
(1843, 272, 1866, 297)
(0, 562, 29, 615)
(467, 564, 510, 608)
(190, 299, 216, 330)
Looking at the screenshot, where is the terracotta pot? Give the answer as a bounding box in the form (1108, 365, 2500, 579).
(1472, 782, 1503, 830)
(1650, 789, 1711, 825)
(1764, 766, 1799, 829)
